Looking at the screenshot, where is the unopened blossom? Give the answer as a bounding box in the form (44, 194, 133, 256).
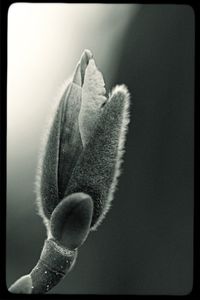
(9, 50, 131, 294)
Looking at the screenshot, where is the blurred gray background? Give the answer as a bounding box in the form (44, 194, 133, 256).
(7, 4, 194, 295)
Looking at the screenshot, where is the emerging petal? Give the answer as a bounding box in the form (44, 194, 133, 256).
(79, 58, 107, 146)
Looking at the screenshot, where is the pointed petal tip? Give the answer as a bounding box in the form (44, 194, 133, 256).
(82, 49, 93, 60)
(73, 49, 93, 86)
(80, 49, 93, 69)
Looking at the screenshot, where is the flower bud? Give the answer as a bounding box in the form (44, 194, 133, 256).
(36, 49, 130, 235)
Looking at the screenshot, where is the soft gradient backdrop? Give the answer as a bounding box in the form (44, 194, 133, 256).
(7, 4, 194, 295)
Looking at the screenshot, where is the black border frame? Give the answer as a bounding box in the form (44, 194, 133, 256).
(0, 1, 199, 298)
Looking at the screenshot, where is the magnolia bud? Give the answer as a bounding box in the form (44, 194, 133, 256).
(9, 50, 131, 294)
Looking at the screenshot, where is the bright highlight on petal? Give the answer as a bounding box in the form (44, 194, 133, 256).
(79, 58, 107, 146)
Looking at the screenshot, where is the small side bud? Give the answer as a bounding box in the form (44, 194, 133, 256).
(50, 193, 93, 250)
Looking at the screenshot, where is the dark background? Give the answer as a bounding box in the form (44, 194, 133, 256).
(111, 5, 194, 294)
(6, 4, 194, 295)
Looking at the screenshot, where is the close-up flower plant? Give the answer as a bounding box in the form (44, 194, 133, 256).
(9, 49, 130, 294)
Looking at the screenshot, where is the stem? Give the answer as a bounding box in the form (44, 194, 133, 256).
(9, 239, 78, 294)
